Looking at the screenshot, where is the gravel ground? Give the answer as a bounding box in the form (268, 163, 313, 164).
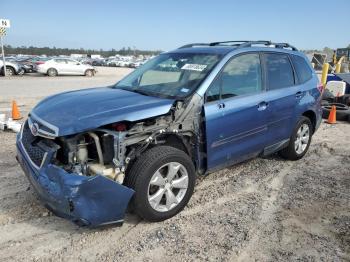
(0, 68, 349, 261)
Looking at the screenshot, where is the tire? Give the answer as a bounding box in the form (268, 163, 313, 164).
(279, 116, 313, 160)
(1, 66, 15, 76)
(337, 94, 350, 106)
(125, 146, 196, 222)
(17, 68, 25, 75)
(85, 69, 94, 77)
(47, 68, 58, 77)
(321, 100, 329, 106)
(322, 103, 350, 121)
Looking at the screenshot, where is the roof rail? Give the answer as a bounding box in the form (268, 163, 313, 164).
(209, 40, 251, 46)
(239, 41, 298, 51)
(178, 40, 298, 51)
(178, 43, 210, 49)
(273, 42, 298, 51)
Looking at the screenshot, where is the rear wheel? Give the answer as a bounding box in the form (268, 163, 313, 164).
(47, 68, 58, 77)
(279, 116, 312, 160)
(125, 146, 196, 222)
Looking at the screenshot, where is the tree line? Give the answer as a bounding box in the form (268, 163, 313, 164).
(4, 44, 350, 58)
(4, 45, 162, 57)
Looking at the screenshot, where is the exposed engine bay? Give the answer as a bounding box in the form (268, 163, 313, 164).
(47, 94, 204, 185)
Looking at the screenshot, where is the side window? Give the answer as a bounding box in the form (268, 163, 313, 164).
(206, 79, 220, 102)
(291, 55, 312, 84)
(206, 53, 262, 102)
(54, 59, 67, 64)
(66, 59, 78, 65)
(264, 53, 294, 90)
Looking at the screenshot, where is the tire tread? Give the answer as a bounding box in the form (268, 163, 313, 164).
(125, 146, 195, 221)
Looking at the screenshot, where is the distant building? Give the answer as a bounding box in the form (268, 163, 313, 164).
(71, 54, 87, 58)
(90, 54, 102, 59)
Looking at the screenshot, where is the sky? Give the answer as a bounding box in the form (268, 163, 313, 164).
(1, 0, 349, 51)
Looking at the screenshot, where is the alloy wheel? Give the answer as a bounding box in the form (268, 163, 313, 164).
(294, 123, 310, 154)
(147, 162, 189, 212)
(6, 68, 14, 76)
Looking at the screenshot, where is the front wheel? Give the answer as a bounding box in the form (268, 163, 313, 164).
(85, 69, 94, 77)
(1, 66, 15, 76)
(279, 116, 313, 160)
(125, 146, 196, 222)
(17, 68, 25, 75)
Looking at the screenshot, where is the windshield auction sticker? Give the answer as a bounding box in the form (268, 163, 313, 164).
(181, 64, 207, 71)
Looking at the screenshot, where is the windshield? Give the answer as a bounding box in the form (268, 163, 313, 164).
(114, 52, 222, 98)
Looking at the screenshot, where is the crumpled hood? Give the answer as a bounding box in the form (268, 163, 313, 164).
(31, 87, 175, 136)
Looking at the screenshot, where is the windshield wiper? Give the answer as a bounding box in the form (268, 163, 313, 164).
(129, 89, 153, 97)
(115, 86, 153, 97)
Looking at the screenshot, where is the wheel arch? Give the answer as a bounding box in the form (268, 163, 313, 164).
(1, 65, 16, 74)
(302, 110, 316, 133)
(158, 133, 191, 156)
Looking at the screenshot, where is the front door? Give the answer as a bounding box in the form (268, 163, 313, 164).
(66, 59, 83, 75)
(204, 53, 269, 171)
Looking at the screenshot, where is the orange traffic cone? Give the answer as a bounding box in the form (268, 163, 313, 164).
(11, 100, 22, 120)
(327, 105, 336, 124)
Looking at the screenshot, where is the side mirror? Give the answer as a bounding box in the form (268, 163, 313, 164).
(76, 62, 80, 65)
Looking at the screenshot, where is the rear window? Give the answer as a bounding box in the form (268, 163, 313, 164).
(291, 55, 312, 84)
(264, 53, 294, 90)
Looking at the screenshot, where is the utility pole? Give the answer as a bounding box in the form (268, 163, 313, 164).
(0, 19, 10, 77)
(0, 34, 6, 77)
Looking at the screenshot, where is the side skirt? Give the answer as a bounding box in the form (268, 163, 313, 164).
(261, 139, 290, 156)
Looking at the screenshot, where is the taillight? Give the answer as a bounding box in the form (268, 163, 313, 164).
(317, 83, 324, 93)
(35, 61, 45, 65)
(112, 123, 127, 132)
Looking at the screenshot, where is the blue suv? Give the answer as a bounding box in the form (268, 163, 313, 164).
(16, 41, 322, 226)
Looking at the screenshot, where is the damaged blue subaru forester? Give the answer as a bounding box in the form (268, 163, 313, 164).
(16, 41, 322, 226)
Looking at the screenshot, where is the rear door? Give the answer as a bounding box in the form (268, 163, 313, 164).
(204, 53, 270, 170)
(262, 52, 299, 146)
(53, 58, 68, 74)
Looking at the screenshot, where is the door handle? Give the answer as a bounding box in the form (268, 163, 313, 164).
(218, 102, 225, 109)
(257, 101, 269, 111)
(295, 91, 302, 98)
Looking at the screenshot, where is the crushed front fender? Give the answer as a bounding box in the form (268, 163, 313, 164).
(16, 138, 134, 227)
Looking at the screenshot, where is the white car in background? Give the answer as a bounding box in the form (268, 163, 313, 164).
(116, 60, 130, 67)
(36, 58, 96, 76)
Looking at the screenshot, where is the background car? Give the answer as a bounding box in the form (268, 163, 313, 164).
(91, 59, 107, 66)
(35, 58, 96, 76)
(13, 57, 36, 73)
(0, 59, 25, 76)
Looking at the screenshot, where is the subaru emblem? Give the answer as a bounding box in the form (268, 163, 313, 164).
(31, 123, 39, 136)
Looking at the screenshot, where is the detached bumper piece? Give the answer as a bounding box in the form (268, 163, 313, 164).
(16, 132, 134, 227)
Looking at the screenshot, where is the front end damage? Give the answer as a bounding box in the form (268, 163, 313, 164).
(16, 94, 205, 226)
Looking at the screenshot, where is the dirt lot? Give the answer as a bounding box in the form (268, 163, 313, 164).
(0, 68, 349, 261)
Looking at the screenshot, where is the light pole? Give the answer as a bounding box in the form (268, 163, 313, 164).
(1, 34, 6, 77)
(0, 19, 10, 77)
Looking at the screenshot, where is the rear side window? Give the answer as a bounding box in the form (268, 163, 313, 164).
(264, 53, 294, 90)
(54, 59, 67, 64)
(291, 55, 312, 84)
